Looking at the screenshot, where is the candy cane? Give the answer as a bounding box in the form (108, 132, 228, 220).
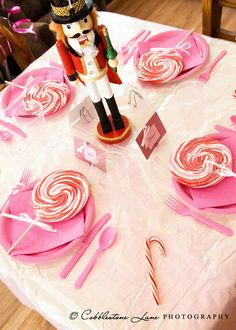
(145, 236, 165, 306)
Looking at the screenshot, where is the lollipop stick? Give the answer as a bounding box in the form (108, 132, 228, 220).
(175, 28, 195, 48)
(7, 223, 34, 255)
(4, 80, 25, 89)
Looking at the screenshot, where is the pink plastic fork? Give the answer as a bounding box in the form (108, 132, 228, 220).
(15, 168, 31, 191)
(121, 30, 151, 65)
(196, 50, 227, 83)
(120, 29, 146, 54)
(164, 195, 233, 236)
(0, 168, 31, 212)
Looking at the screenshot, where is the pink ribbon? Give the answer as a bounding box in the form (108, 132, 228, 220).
(1, 0, 36, 35)
(151, 42, 191, 56)
(1, 212, 57, 232)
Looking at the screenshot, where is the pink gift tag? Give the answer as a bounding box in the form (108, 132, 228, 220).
(136, 113, 166, 159)
(74, 137, 106, 171)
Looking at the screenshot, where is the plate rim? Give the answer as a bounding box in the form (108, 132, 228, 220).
(0, 195, 94, 263)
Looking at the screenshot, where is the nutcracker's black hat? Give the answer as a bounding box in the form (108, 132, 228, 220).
(50, 0, 93, 24)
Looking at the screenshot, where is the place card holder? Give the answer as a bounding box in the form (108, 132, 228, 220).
(68, 96, 96, 130)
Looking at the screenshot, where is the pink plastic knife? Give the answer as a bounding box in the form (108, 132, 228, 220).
(59, 213, 111, 278)
(0, 119, 27, 138)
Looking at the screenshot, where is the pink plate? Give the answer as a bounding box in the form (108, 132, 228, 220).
(172, 130, 236, 215)
(134, 29, 210, 82)
(2, 66, 74, 119)
(0, 196, 94, 264)
(172, 178, 236, 215)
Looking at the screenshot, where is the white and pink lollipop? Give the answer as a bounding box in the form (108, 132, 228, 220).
(6, 170, 90, 255)
(169, 137, 232, 188)
(135, 49, 183, 83)
(32, 170, 90, 222)
(22, 80, 70, 116)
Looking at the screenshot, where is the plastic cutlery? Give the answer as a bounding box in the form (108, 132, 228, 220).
(122, 30, 151, 65)
(164, 195, 233, 236)
(214, 125, 236, 135)
(0, 119, 27, 138)
(196, 50, 227, 83)
(49, 61, 64, 70)
(0, 129, 12, 142)
(0, 168, 31, 213)
(60, 213, 111, 279)
(231, 115, 236, 125)
(208, 125, 236, 139)
(75, 226, 116, 288)
(120, 29, 146, 54)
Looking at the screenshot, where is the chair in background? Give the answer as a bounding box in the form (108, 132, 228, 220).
(1, 0, 107, 60)
(0, 17, 34, 71)
(202, 0, 236, 41)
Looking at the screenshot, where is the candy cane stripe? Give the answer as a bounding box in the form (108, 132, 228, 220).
(145, 236, 165, 306)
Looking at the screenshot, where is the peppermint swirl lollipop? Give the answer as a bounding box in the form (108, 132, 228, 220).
(169, 137, 232, 188)
(22, 80, 70, 116)
(136, 50, 183, 83)
(32, 170, 90, 222)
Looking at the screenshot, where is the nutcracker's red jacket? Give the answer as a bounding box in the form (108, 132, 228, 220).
(56, 25, 122, 85)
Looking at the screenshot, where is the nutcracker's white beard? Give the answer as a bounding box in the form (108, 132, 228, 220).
(67, 30, 98, 57)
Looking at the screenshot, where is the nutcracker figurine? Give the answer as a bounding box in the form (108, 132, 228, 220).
(49, 0, 131, 144)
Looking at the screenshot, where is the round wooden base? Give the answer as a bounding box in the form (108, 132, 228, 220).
(96, 115, 131, 144)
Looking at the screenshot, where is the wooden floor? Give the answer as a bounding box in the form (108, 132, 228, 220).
(107, 0, 236, 33)
(1, 1, 236, 329)
(0, 281, 55, 330)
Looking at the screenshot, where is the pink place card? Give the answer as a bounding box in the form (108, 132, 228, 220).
(74, 137, 106, 171)
(136, 112, 166, 159)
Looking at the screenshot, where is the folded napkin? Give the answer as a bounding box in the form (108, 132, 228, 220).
(138, 32, 204, 72)
(3, 67, 69, 118)
(4, 183, 85, 255)
(188, 135, 236, 209)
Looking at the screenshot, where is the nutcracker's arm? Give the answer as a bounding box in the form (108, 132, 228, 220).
(98, 25, 117, 57)
(98, 25, 107, 52)
(98, 25, 118, 71)
(56, 40, 78, 82)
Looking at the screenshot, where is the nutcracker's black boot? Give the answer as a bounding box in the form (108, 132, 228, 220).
(105, 96, 125, 130)
(93, 100, 112, 134)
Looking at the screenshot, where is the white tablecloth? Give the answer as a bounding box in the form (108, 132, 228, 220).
(0, 12, 236, 330)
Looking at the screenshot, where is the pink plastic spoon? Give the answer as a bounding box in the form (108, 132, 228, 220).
(0, 129, 12, 142)
(75, 226, 116, 289)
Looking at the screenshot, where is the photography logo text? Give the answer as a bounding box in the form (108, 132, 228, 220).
(69, 309, 230, 323)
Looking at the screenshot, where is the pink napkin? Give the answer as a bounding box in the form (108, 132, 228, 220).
(138, 32, 204, 72)
(3, 67, 71, 118)
(6, 183, 85, 255)
(188, 136, 236, 209)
